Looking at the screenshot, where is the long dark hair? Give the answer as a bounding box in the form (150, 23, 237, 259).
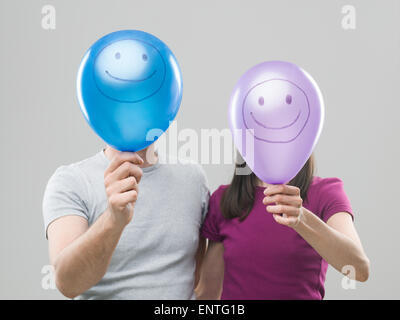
(220, 154, 315, 221)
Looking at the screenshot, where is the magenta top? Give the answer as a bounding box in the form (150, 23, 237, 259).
(201, 177, 353, 300)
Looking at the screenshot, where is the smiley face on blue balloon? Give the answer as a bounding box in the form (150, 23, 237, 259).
(77, 30, 182, 151)
(93, 39, 166, 103)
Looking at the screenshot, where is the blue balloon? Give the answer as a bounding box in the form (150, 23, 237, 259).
(76, 30, 183, 151)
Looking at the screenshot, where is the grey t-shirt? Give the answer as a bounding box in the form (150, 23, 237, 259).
(42, 151, 209, 300)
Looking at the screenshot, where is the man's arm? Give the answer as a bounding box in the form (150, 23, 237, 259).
(47, 152, 143, 298)
(48, 211, 126, 298)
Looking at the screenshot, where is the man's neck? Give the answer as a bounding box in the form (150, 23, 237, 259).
(104, 144, 158, 168)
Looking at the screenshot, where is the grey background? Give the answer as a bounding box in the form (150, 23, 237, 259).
(0, 0, 399, 299)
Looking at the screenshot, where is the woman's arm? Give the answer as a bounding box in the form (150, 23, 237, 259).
(294, 209, 369, 281)
(195, 239, 224, 300)
(194, 236, 207, 289)
(263, 184, 370, 282)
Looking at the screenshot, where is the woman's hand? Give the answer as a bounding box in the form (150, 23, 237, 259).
(263, 184, 303, 228)
(263, 184, 370, 281)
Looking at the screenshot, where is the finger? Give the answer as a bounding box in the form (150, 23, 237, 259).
(119, 190, 138, 205)
(105, 162, 143, 186)
(263, 194, 302, 208)
(109, 190, 138, 209)
(266, 204, 301, 217)
(105, 152, 144, 176)
(106, 176, 138, 197)
(272, 214, 297, 226)
(263, 184, 300, 197)
(105, 162, 142, 186)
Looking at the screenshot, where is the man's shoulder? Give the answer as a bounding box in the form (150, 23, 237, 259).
(73, 151, 107, 171)
(160, 156, 205, 173)
(156, 155, 209, 204)
(50, 151, 106, 184)
(158, 155, 207, 183)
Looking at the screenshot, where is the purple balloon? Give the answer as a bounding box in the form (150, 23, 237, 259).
(229, 61, 324, 184)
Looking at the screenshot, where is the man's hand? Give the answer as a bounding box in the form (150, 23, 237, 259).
(104, 152, 144, 227)
(46, 150, 145, 298)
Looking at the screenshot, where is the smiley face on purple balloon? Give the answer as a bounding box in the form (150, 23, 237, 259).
(229, 61, 324, 184)
(242, 79, 310, 143)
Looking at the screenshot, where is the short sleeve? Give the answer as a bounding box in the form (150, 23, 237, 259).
(42, 165, 89, 238)
(200, 188, 224, 242)
(317, 177, 354, 223)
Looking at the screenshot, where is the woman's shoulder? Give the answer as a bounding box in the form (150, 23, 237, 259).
(309, 176, 344, 191)
(307, 176, 346, 203)
(202, 185, 230, 227)
(214, 184, 230, 192)
(306, 176, 353, 221)
(210, 184, 229, 201)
